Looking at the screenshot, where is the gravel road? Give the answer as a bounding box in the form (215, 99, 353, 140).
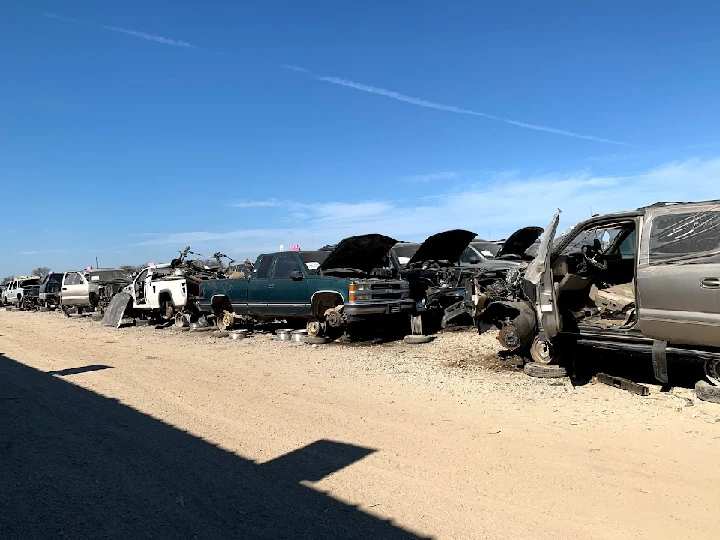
(1, 310, 719, 539)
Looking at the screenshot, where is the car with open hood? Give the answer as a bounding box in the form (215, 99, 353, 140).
(475, 200, 720, 384)
(196, 233, 414, 338)
(60, 268, 133, 313)
(2, 276, 40, 306)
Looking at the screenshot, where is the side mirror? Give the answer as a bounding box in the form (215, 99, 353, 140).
(289, 270, 304, 281)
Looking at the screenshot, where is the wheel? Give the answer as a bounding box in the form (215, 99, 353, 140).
(524, 362, 567, 378)
(403, 334, 435, 345)
(216, 311, 234, 331)
(529, 337, 561, 365)
(704, 359, 720, 381)
(175, 312, 191, 328)
(695, 380, 720, 404)
(306, 318, 325, 337)
(303, 335, 329, 345)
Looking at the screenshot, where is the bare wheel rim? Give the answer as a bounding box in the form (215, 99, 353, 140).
(306, 319, 322, 337)
(704, 359, 720, 380)
(530, 337, 554, 365)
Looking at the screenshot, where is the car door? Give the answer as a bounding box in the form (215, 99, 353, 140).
(524, 211, 563, 340)
(637, 203, 720, 347)
(267, 252, 310, 317)
(61, 273, 84, 305)
(246, 254, 273, 316)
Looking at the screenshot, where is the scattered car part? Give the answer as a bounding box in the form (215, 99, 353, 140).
(102, 292, 133, 328)
(175, 312, 191, 328)
(595, 373, 650, 396)
(228, 331, 246, 340)
(694, 380, 720, 404)
(291, 329, 309, 342)
(276, 330, 292, 341)
(403, 334, 436, 345)
(303, 335, 329, 345)
(523, 362, 567, 378)
(275, 328, 293, 335)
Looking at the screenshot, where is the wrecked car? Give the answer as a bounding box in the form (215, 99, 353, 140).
(393, 228, 542, 334)
(38, 272, 64, 309)
(60, 268, 133, 314)
(197, 234, 414, 338)
(477, 201, 720, 383)
(2, 276, 40, 306)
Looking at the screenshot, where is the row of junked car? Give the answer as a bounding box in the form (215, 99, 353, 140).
(4, 200, 720, 387)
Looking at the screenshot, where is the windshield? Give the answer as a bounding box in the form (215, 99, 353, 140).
(88, 270, 133, 282)
(392, 243, 419, 264)
(470, 242, 500, 258)
(299, 251, 329, 273)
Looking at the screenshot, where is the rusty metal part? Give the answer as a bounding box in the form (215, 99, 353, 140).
(217, 310, 235, 331)
(596, 373, 650, 396)
(324, 306, 346, 328)
(306, 319, 323, 337)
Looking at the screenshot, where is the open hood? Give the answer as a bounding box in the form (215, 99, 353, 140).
(495, 226, 544, 259)
(320, 234, 398, 275)
(408, 229, 476, 265)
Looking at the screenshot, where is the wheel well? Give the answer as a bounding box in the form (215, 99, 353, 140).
(211, 295, 233, 315)
(158, 291, 173, 306)
(311, 292, 343, 319)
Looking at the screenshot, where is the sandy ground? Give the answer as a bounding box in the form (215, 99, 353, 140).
(1, 309, 719, 539)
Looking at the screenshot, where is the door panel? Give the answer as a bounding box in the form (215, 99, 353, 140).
(638, 204, 720, 347)
(247, 255, 274, 315)
(267, 253, 309, 317)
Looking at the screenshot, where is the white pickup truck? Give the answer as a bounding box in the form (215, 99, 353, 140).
(2, 276, 40, 306)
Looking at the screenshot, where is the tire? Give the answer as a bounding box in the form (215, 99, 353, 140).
(303, 335, 329, 345)
(524, 362, 567, 378)
(403, 334, 436, 345)
(695, 380, 720, 404)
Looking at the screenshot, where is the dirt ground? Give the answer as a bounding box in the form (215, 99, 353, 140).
(1, 309, 719, 539)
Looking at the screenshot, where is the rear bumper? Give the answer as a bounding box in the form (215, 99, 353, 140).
(345, 299, 415, 319)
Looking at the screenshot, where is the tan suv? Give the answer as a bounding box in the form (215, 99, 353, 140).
(477, 200, 720, 383)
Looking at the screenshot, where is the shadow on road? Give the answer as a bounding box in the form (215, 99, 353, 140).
(0, 352, 428, 539)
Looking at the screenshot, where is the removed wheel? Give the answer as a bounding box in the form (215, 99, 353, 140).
(704, 359, 720, 380)
(303, 335, 329, 345)
(695, 380, 720, 404)
(175, 312, 190, 328)
(403, 334, 435, 345)
(529, 337, 561, 365)
(306, 318, 325, 337)
(216, 311, 234, 331)
(524, 362, 567, 378)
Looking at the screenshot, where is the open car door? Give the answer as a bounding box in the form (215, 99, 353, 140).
(524, 211, 563, 341)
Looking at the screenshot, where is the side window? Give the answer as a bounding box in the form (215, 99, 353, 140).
(271, 253, 302, 279)
(64, 273, 76, 286)
(649, 211, 720, 264)
(254, 255, 272, 279)
(618, 230, 637, 260)
(459, 247, 474, 263)
(136, 269, 148, 283)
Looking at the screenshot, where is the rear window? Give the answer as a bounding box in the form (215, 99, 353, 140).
(649, 211, 720, 264)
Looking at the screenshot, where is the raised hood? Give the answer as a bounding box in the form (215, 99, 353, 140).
(408, 229, 476, 265)
(495, 226, 544, 259)
(320, 234, 398, 275)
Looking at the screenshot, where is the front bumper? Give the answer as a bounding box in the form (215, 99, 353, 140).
(345, 299, 416, 319)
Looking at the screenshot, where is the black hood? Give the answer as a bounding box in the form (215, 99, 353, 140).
(320, 234, 398, 275)
(495, 226, 544, 259)
(408, 229, 476, 265)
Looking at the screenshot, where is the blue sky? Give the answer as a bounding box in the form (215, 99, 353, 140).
(2, 1, 720, 276)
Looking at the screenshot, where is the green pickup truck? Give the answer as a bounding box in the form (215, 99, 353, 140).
(197, 234, 415, 337)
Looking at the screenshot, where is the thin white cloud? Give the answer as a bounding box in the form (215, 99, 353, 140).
(231, 199, 285, 208)
(504, 119, 627, 145)
(21, 249, 70, 256)
(404, 171, 457, 183)
(310, 73, 627, 145)
(133, 157, 720, 256)
(316, 76, 496, 119)
(281, 64, 310, 73)
(42, 12, 196, 49)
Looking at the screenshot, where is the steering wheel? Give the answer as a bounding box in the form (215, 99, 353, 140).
(581, 244, 608, 270)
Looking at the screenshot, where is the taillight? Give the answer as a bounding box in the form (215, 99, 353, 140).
(349, 283, 357, 302)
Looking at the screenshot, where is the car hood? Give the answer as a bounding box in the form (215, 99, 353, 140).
(495, 226, 544, 259)
(320, 233, 398, 275)
(408, 229, 477, 265)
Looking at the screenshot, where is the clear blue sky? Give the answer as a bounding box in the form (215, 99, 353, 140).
(2, 1, 720, 277)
